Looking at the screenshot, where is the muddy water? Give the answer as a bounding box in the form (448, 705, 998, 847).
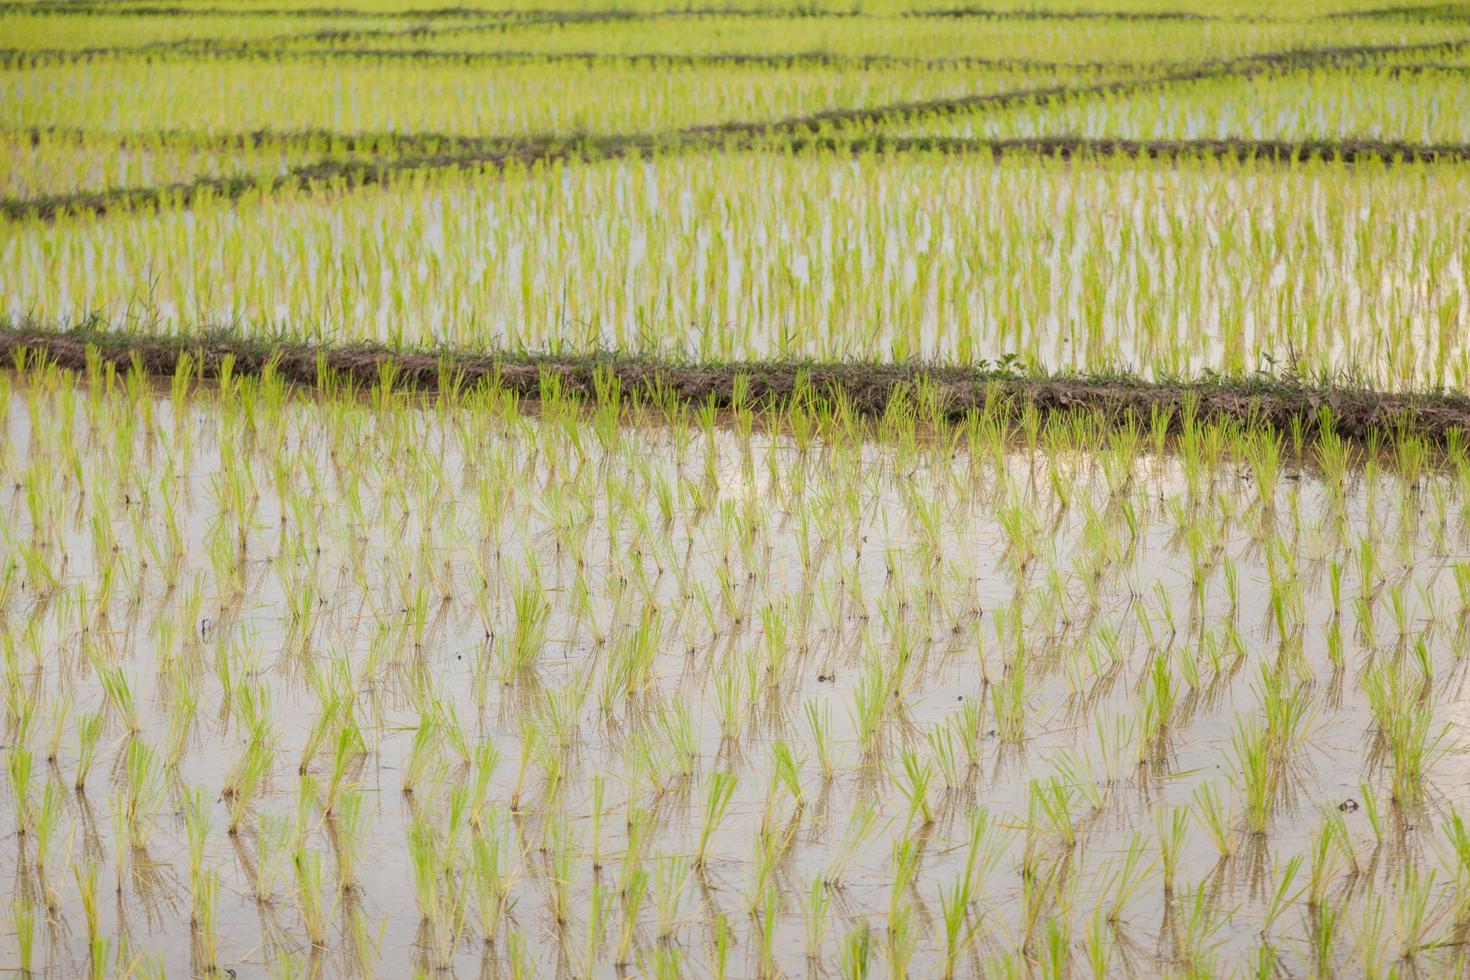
(3, 371, 1470, 976)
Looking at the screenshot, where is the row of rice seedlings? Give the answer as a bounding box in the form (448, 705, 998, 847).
(0, 11, 427, 52)
(0, 128, 368, 201)
(32, 0, 1429, 17)
(7, 149, 1467, 387)
(11, 0, 1460, 66)
(900, 63, 1470, 143)
(281, 11, 1460, 65)
(4, 353, 1470, 972)
(0, 57, 1095, 137)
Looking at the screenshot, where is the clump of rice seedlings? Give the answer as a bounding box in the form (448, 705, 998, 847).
(1027, 777, 1078, 860)
(1192, 781, 1232, 858)
(654, 855, 690, 943)
(547, 815, 579, 930)
(400, 714, 442, 798)
(849, 658, 892, 756)
(835, 918, 872, 980)
(694, 771, 736, 870)
(804, 876, 830, 965)
(294, 846, 329, 950)
(1395, 865, 1444, 960)
(252, 815, 293, 906)
(894, 749, 933, 828)
(30, 775, 60, 910)
(826, 802, 885, 889)
(1102, 833, 1152, 926)
(184, 787, 211, 923)
(1157, 805, 1189, 896)
(886, 889, 918, 978)
(322, 722, 366, 817)
(928, 725, 965, 794)
(500, 566, 551, 684)
(1361, 659, 1444, 806)
(938, 861, 980, 979)
(990, 637, 1027, 744)
(1305, 818, 1341, 910)
(6, 745, 32, 836)
(224, 728, 274, 835)
(330, 789, 369, 894)
(584, 878, 611, 974)
(1443, 812, 1470, 925)
(615, 865, 648, 969)
(1261, 851, 1305, 939)
(471, 816, 513, 946)
(192, 870, 220, 975)
(95, 663, 140, 735)
(74, 860, 100, 946)
(805, 701, 835, 782)
(122, 738, 163, 849)
(1173, 878, 1232, 975)
(11, 896, 35, 977)
(748, 818, 798, 915)
(1355, 893, 1389, 980)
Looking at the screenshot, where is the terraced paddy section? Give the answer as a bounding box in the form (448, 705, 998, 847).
(7, 355, 1470, 976)
(11, 12, 1452, 65)
(0, 58, 1111, 137)
(0, 128, 390, 201)
(6, 151, 1468, 387)
(891, 64, 1470, 143)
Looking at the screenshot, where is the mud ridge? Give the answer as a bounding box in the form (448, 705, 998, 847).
(4, 326, 1469, 446)
(0, 134, 624, 221)
(0, 5, 864, 68)
(8, 124, 501, 155)
(805, 134, 1470, 164)
(0, 1, 850, 18)
(0, 41, 1131, 72)
(909, 5, 1222, 19)
(1332, 2, 1470, 21)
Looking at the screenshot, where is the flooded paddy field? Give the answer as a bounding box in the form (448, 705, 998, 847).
(7, 0, 1470, 973)
(6, 359, 1470, 975)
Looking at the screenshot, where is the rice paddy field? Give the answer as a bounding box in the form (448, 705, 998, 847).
(6, 0, 1470, 977)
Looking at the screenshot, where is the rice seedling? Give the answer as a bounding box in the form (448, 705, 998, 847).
(1361, 658, 1445, 805)
(694, 771, 736, 870)
(470, 823, 513, 946)
(12, 896, 35, 977)
(294, 846, 329, 949)
(121, 738, 163, 849)
(1191, 780, 1232, 858)
(6, 746, 31, 836)
(805, 700, 834, 782)
(1102, 833, 1153, 926)
(1157, 804, 1189, 895)
(894, 749, 933, 828)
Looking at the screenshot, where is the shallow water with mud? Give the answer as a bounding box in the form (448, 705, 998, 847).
(3, 364, 1470, 976)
